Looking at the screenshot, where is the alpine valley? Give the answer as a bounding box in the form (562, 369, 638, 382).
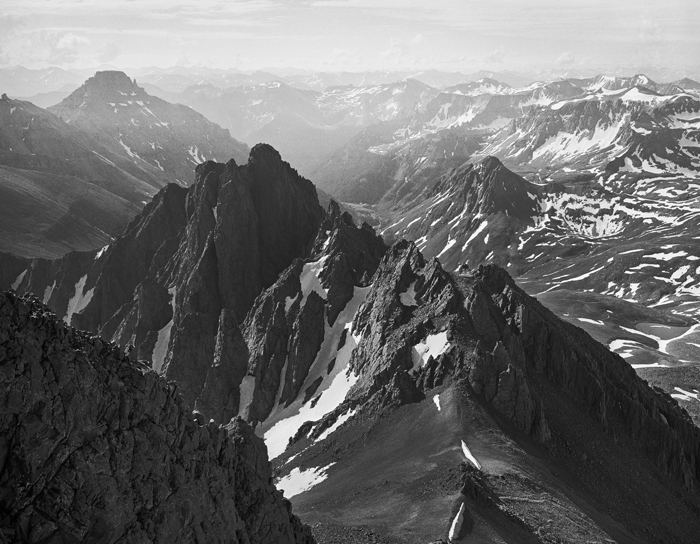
(1, 65, 700, 544)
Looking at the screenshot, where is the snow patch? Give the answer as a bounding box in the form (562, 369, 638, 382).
(411, 332, 450, 369)
(92, 151, 116, 167)
(42, 280, 56, 305)
(11, 269, 26, 291)
(152, 286, 176, 373)
(433, 394, 441, 411)
(399, 281, 418, 306)
(449, 503, 466, 541)
(95, 245, 109, 259)
(577, 318, 604, 326)
(437, 237, 456, 258)
(672, 387, 699, 402)
(285, 294, 298, 312)
(263, 286, 369, 459)
(300, 256, 329, 303)
(118, 136, 140, 160)
(317, 408, 357, 441)
(462, 220, 488, 251)
(64, 275, 94, 326)
(461, 439, 481, 469)
(276, 463, 335, 499)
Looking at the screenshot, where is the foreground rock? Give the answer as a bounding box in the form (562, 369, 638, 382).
(0, 290, 314, 544)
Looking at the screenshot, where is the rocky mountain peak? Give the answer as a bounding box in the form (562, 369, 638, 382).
(477, 77, 506, 86)
(73, 70, 145, 102)
(3, 144, 326, 421)
(476, 154, 504, 173)
(89, 69, 140, 90)
(438, 156, 539, 221)
(249, 142, 284, 165)
(676, 77, 700, 90)
(48, 70, 249, 186)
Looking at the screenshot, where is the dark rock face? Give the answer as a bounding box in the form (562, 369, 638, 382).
(349, 240, 462, 401)
(1, 145, 325, 423)
(334, 242, 700, 491)
(242, 201, 387, 425)
(468, 264, 700, 489)
(0, 291, 314, 544)
(316, 201, 387, 324)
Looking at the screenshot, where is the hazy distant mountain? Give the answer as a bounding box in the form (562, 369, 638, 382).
(480, 84, 700, 186)
(309, 79, 586, 204)
(10, 89, 72, 109)
(48, 70, 249, 185)
(0, 70, 249, 257)
(134, 66, 282, 93)
(0, 66, 83, 96)
(153, 78, 440, 174)
(675, 77, 700, 96)
(0, 93, 157, 257)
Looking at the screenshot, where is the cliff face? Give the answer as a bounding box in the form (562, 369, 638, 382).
(242, 202, 387, 425)
(345, 243, 699, 490)
(0, 290, 314, 544)
(2, 144, 325, 418)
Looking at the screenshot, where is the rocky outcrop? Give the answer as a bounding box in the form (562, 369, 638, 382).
(0, 291, 314, 544)
(465, 264, 700, 490)
(316, 200, 387, 324)
(349, 240, 462, 401)
(2, 144, 325, 422)
(242, 201, 387, 425)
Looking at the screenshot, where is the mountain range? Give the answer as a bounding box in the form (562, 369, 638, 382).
(3, 63, 700, 543)
(2, 143, 700, 542)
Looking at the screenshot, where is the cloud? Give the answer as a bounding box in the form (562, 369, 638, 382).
(56, 33, 90, 51)
(0, 15, 25, 64)
(410, 33, 424, 44)
(97, 42, 121, 63)
(556, 51, 575, 65)
(380, 38, 404, 59)
(0, 28, 91, 67)
(483, 45, 506, 64)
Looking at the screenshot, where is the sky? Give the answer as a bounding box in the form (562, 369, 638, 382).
(0, 0, 699, 76)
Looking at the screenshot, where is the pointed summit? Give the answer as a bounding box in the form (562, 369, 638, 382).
(49, 71, 249, 186)
(381, 157, 540, 274)
(438, 155, 539, 221)
(59, 71, 146, 109)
